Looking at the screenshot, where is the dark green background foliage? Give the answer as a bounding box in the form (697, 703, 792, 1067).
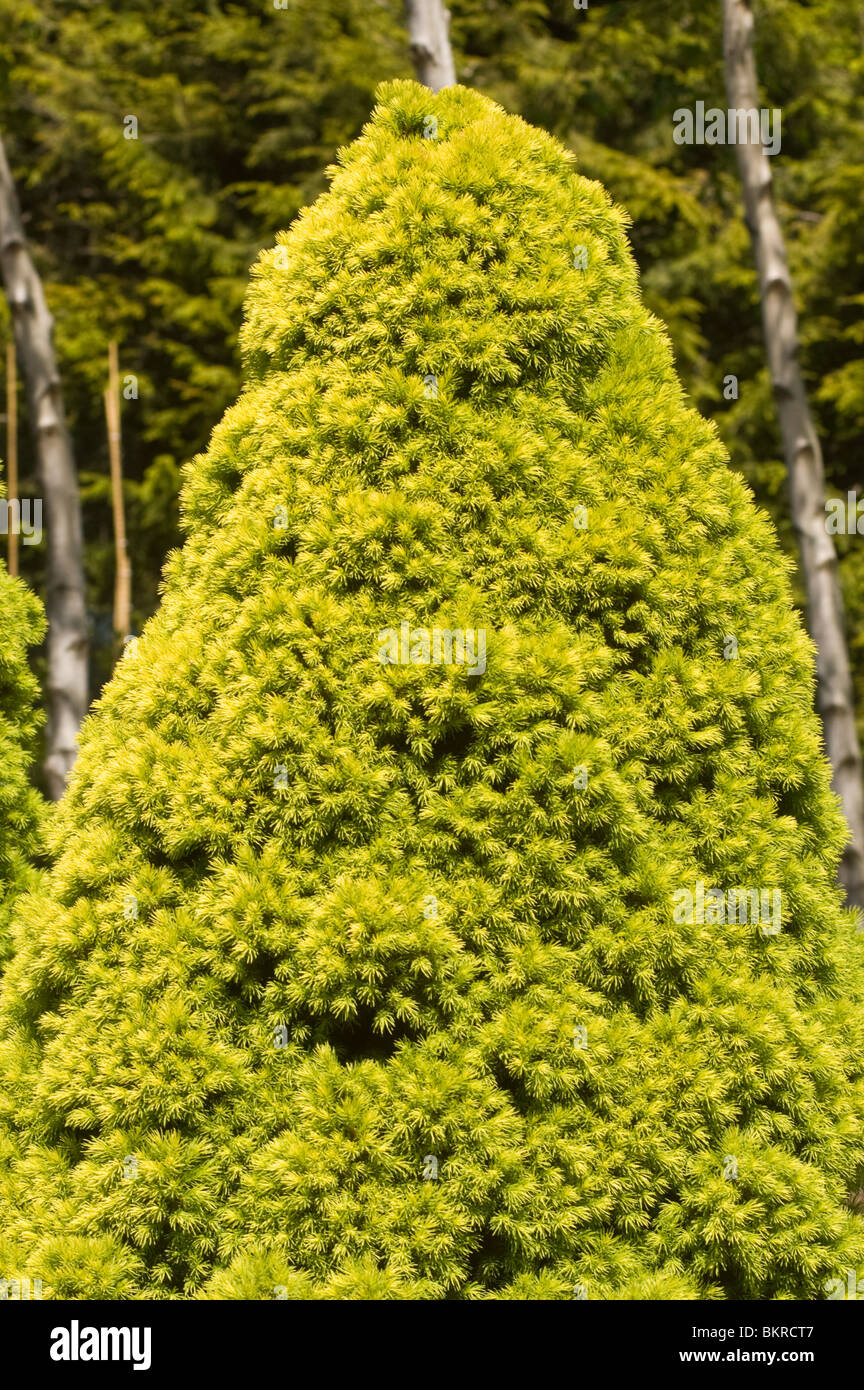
(1, 85, 863, 1300)
(0, 0, 405, 688)
(1, 0, 862, 728)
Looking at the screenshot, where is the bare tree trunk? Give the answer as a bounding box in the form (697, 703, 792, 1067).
(722, 0, 864, 908)
(405, 0, 456, 91)
(105, 341, 131, 653)
(0, 130, 88, 800)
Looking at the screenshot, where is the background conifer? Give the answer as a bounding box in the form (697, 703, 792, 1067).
(0, 529, 45, 961)
(1, 82, 863, 1301)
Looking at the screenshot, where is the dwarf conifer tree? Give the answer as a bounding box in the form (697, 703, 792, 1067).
(2, 81, 864, 1301)
(0, 534, 45, 961)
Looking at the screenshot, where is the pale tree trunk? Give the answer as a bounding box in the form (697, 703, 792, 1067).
(0, 130, 88, 800)
(722, 0, 864, 908)
(405, 0, 456, 91)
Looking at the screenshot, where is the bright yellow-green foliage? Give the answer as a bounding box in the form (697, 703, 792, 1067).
(0, 548, 45, 961)
(2, 81, 864, 1300)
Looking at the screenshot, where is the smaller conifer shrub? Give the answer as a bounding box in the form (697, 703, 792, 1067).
(0, 534, 45, 962)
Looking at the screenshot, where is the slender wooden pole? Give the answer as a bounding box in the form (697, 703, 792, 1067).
(6, 340, 17, 577)
(105, 340, 131, 646)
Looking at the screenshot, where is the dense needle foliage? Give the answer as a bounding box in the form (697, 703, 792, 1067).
(3, 0, 863, 720)
(0, 521, 44, 961)
(1, 82, 863, 1300)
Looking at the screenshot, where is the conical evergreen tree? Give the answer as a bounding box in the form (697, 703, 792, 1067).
(0, 525, 45, 965)
(2, 81, 864, 1301)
